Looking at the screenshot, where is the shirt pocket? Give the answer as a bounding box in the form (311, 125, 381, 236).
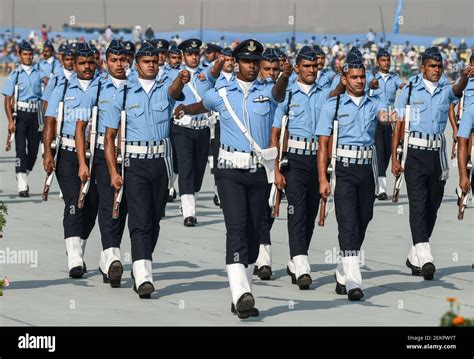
(152, 100, 170, 125)
(410, 102, 427, 125)
(127, 105, 146, 131)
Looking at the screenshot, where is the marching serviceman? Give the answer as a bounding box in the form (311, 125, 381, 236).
(392, 47, 474, 281)
(75, 40, 129, 288)
(39, 40, 62, 86)
(371, 48, 405, 200)
(272, 46, 329, 289)
(171, 38, 224, 227)
(457, 102, 474, 209)
(3, 40, 43, 197)
(43, 43, 100, 279)
(317, 52, 395, 301)
(174, 39, 291, 318)
(103, 41, 190, 298)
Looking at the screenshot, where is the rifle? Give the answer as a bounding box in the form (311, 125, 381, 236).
(458, 135, 473, 220)
(452, 93, 464, 160)
(42, 79, 69, 201)
(78, 80, 102, 208)
(112, 85, 127, 219)
(318, 95, 340, 227)
(270, 91, 292, 218)
(392, 81, 413, 203)
(6, 70, 20, 152)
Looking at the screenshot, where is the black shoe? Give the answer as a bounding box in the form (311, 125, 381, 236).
(378, 192, 388, 200)
(421, 262, 435, 280)
(19, 190, 29, 197)
(167, 188, 177, 203)
(108, 260, 123, 288)
(335, 275, 347, 295)
(131, 271, 154, 299)
(69, 266, 84, 279)
(296, 274, 312, 290)
(83, 261, 87, 273)
(257, 265, 272, 280)
(231, 303, 259, 317)
(348, 288, 364, 301)
(99, 267, 110, 283)
(213, 194, 220, 207)
(286, 266, 296, 284)
(235, 292, 255, 319)
(253, 265, 258, 275)
(184, 216, 197, 227)
(405, 258, 422, 276)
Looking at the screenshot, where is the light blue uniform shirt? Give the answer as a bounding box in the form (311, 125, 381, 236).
(2, 64, 42, 101)
(79, 74, 126, 134)
(273, 80, 329, 139)
(45, 74, 100, 137)
(103, 78, 180, 142)
(171, 64, 217, 120)
(39, 58, 62, 79)
(316, 92, 387, 146)
(42, 70, 76, 102)
(395, 79, 459, 135)
(370, 72, 404, 105)
(460, 77, 474, 108)
(203, 77, 279, 152)
(458, 102, 474, 139)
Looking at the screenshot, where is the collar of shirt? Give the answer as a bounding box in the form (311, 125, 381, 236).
(376, 72, 391, 82)
(226, 76, 265, 94)
(129, 77, 163, 93)
(110, 75, 126, 89)
(414, 78, 442, 96)
(223, 71, 233, 81)
(291, 79, 320, 96)
(341, 91, 372, 107)
(20, 64, 34, 75)
(63, 68, 74, 80)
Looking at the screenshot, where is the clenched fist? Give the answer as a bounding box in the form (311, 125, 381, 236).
(178, 70, 191, 84)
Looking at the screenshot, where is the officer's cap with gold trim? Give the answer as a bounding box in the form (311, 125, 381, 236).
(232, 39, 264, 60)
(178, 38, 202, 54)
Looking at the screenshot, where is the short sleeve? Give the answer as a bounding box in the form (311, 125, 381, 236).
(2, 71, 17, 97)
(458, 105, 474, 139)
(315, 98, 336, 137)
(202, 88, 218, 112)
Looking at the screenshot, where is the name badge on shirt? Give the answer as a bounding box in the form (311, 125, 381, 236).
(338, 113, 350, 118)
(413, 101, 424, 105)
(289, 103, 300, 108)
(65, 96, 76, 101)
(253, 95, 270, 103)
(99, 99, 109, 104)
(128, 104, 140, 110)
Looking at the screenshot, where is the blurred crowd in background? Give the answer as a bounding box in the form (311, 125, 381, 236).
(0, 25, 472, 82)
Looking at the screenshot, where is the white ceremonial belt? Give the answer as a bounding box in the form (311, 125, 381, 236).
(408, 136, 442, 149)
(287, 139, 318, 151)
(17, 101, 39, 109)
(336, 148, 373, 159)
(61, 137, 76, 148)
(219, 148, 256, 169)
(96, 134, 118, 147)
(126, 143, 166, 155)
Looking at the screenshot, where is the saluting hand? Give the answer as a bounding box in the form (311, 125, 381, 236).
(178, 70, 191, 84)
(280, 62, 293, 79)
(370, 78, 379, 90)
(461, 65, 474, 78)
(215, 54, 225, 66)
